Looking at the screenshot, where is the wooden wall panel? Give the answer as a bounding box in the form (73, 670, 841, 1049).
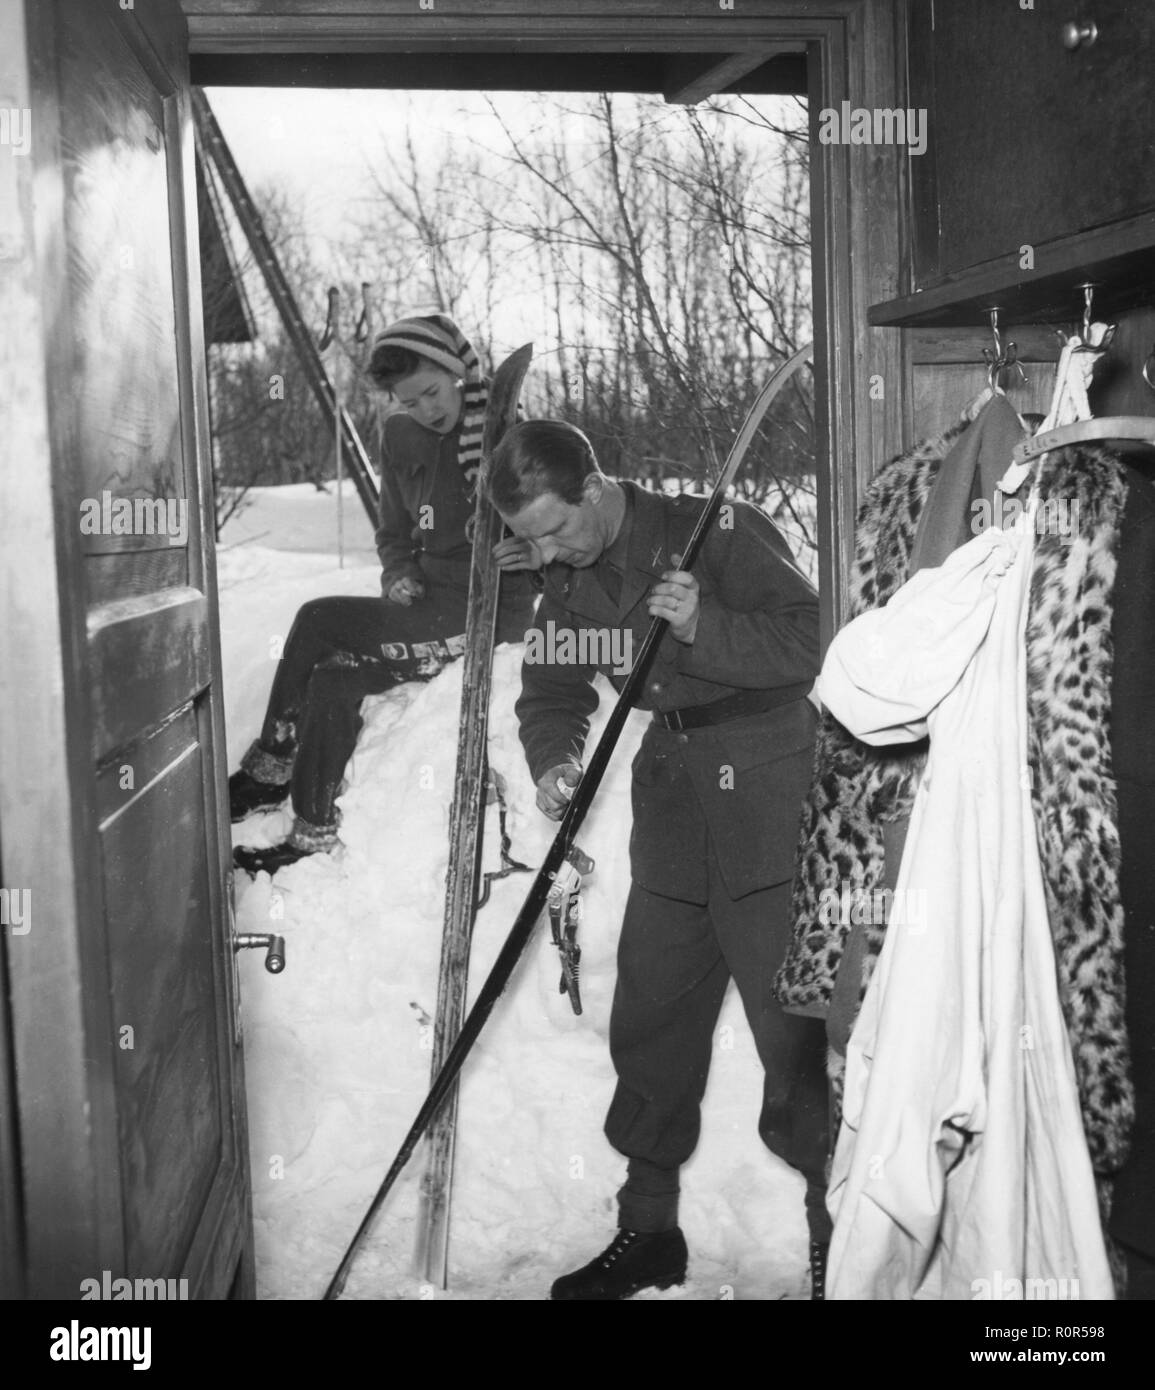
(908, 326, 1061, 443)
(1092, 306, 1155, 423)
(809, 0, 906, 634)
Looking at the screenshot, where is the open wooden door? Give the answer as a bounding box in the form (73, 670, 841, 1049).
(0, 0, 252, 1298)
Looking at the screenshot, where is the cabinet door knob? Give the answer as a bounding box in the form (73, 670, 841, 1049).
(1062, 18, 1099, 50)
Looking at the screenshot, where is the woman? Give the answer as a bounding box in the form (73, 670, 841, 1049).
(229, 314, 536, 875)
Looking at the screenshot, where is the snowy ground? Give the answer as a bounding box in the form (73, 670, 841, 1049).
(218, 482, 810, 1301)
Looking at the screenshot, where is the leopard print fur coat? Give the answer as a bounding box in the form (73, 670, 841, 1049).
(774, 422, 1134, 1175)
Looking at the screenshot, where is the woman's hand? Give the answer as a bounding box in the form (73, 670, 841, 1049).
(387, 576, 426, 606)
(647, 555, 700, 644)
(493, 536, 545, 572)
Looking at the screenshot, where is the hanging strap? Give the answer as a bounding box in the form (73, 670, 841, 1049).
(1012, 415, 1155, 463)
(999, 329, 1111, 495)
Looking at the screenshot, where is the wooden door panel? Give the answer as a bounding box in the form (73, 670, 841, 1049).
(63, 0, 248, 1294)
(99, 712, 222, 1271)
(88, 588, 211, 758)
(59, 5, 189, 583)
(0, 0, 252, 1297)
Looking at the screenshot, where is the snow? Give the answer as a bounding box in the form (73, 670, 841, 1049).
(218, 479, 379, 564)
(219, 483, 811, 1301)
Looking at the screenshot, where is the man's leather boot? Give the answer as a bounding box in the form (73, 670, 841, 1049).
(550, 1227, 688, 1301)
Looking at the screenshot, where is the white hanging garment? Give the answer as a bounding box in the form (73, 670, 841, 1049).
(816, 503, 1114, 1300)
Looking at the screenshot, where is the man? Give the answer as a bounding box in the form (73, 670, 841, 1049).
(484, 419, 831, 1300)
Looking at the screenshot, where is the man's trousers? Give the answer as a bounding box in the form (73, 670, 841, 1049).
(604, 855, 831, 1244)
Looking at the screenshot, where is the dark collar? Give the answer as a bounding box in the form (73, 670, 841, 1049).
(601, 482, 633, 569)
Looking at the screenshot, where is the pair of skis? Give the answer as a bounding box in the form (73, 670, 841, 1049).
(323, 341, 813, 1300)
(412, 342, 533, 1290)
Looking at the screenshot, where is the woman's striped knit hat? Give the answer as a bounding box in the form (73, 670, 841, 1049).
(370, 313, 488, 483)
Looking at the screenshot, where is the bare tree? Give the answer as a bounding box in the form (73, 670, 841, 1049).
(240, 93, 820, 572)
(465, 92, 816, 561)
(207, 186, 369, 536)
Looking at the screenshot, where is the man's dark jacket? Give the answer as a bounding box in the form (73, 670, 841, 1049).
(516, 481, 820, 904)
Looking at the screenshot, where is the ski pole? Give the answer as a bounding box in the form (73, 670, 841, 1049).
(319, 286, 344, 568)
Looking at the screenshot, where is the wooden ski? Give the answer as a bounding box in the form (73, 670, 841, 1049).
(414, 343, 534, 1290)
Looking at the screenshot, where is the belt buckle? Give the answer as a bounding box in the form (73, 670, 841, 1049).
(665, 708, 685, 732)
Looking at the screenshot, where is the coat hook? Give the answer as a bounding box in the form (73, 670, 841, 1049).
(982, 307, 1024, 391)
(1071, 282, 1116, 352)
(988, 307, 1004, 361)
(1078, 282, 1095, 344)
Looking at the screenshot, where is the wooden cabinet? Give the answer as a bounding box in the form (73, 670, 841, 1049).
(874, 0, 1155, 327)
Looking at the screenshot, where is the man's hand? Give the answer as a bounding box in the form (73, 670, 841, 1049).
(648, 555, 700, 643)
(535, 762, 581, 820)
(493, 536, 545, 572)
(387, 576, 425, 606)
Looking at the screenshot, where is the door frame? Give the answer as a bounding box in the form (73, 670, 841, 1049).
(184, 0, 910, 643)
(0, 0, 906, 1298)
